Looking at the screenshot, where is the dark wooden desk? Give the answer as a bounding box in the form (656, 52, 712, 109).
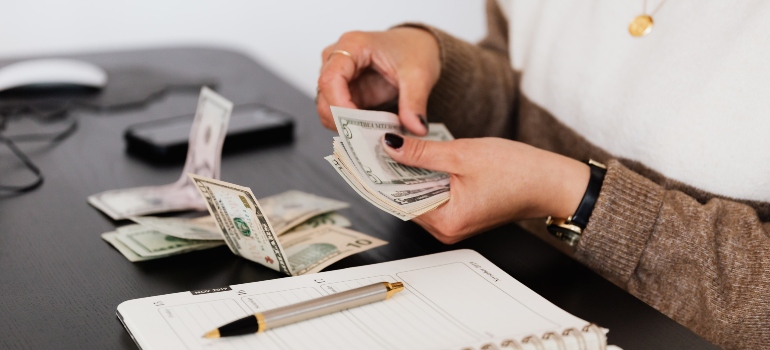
(0, 48, 716, 349)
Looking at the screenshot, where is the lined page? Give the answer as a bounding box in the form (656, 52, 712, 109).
(118, 250, 592, 350)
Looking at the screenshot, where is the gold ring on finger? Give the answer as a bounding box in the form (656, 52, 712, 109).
(328, 49, 356, 68)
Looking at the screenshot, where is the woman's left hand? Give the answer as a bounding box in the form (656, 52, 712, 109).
(381, 133, 590, 243)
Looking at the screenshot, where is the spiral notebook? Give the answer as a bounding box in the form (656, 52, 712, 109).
(117, 249, 619, 350)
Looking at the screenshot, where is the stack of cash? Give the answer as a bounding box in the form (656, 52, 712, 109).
(101, 189, 381, 276)
(324, 107, 454, 220)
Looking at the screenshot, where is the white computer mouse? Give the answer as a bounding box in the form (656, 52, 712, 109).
(0, 58, 107, 92)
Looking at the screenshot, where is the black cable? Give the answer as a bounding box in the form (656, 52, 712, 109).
(0, 103, 73, 194)
(6, 116, 78, 143)
(0, 84, 209, 195)
(0, 133, 44, 193)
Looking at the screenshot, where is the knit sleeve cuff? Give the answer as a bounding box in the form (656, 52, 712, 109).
(575, 159, 665, 284)
(393, 23, 481, 118)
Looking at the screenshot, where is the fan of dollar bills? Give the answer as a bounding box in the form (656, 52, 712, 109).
(101, 189, 385, 275)
(324, 106, 455, 220)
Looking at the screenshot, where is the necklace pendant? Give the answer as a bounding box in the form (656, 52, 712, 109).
(629, 15, 654, 37)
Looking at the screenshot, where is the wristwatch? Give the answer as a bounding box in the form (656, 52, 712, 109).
(546, 159, 607, 247)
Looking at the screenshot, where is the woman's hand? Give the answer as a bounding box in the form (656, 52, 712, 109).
(381, 133, 591, 244)
(316, 27, 441, 136)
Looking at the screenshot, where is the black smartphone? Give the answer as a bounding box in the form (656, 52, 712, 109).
(125, 103, 294, 163)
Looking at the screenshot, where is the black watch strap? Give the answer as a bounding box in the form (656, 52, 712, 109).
(570, 160, 607, 229)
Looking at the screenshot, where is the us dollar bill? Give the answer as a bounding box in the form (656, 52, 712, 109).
(188, 174, 292, 275)
(127, 210, 352, 242)
(129, 191, 350, 241)
(324, 155, 415, 220)
(106, 213, 353, 262)
(283, 212, 351, 234)
(280, 224, 386, 275)
(88, 87, 233, 220)
(102, 231, 149, 262)
(105, 225, 224, 261)
(188, 174, 386, 275)
(128, 215, 223, 241)
(332, 106, 452, 185)
(258, 190, 349, 234)
(326, 107, 453, 220)
(333, 137, 450, 214)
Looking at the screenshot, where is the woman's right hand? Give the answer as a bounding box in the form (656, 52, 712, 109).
(379, 134, 591, 244)
(316, 27, 441, 136)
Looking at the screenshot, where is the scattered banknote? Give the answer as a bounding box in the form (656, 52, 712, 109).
(254, 190, 349, 234)
(128, 215, 222, 241)
(326, 106, 454, 220)
(193, 211, 352, 235)
(102, 225, 225, 262)
(188, 174, 386, 275)
(88, 87, 233, 220)
(102, 231, 149, 262)
(283, 212, 351, 234)
(104, 212, 353, 262)
(279, 224, 385, 275)
(128, 190, 349, 240)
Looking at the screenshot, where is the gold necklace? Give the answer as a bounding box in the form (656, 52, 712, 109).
(629, 0, 667, 37)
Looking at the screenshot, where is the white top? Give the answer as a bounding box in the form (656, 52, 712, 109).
(498, 0, 770, 202)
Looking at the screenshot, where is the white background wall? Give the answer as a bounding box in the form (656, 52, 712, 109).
(1, 0, 485, 96)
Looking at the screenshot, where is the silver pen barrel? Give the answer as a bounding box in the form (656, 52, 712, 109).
(258, 281, 404, 331)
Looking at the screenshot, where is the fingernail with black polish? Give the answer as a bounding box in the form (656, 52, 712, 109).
(418, 114, 428, 130)
(384, 133, 404, 149)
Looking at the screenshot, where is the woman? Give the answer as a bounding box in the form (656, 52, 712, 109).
(315, 1, 770, 348)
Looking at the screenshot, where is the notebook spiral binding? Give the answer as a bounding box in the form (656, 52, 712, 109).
(463, 323, 607, 350)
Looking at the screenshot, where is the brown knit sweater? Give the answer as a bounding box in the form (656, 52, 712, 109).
(401, 1, 770, 349)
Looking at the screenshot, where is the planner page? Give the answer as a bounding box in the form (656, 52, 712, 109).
(117, 249, 592, 350)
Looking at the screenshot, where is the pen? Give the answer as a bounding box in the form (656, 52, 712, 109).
(203, 281, 405, 338)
